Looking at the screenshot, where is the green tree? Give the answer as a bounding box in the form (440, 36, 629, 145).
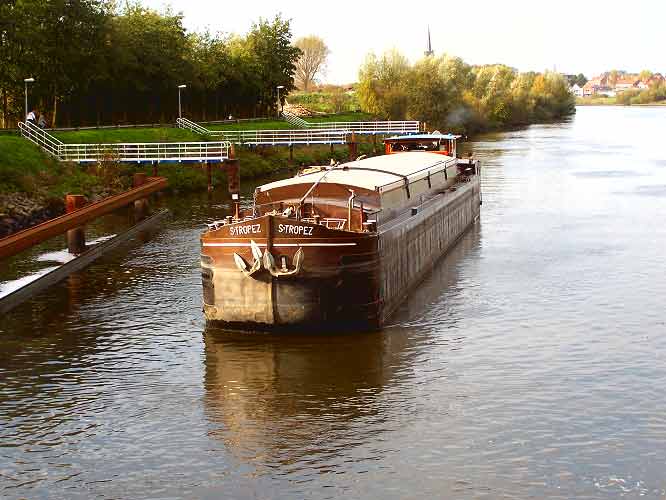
(357, 49, 411, 119)
(246, 15, 301, 116)
(575, 73, 588, 87)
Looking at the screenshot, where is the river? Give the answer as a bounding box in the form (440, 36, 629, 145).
(1, 106, 666, 499)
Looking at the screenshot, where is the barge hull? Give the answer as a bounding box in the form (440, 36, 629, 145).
(378, 176, 481, 324)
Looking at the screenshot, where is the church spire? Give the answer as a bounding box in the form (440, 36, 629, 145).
(425, 26, 434, 57)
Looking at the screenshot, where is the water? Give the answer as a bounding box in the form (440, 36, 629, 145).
(1, 106, 666, 499)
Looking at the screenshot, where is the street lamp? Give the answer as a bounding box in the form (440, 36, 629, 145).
(276, 85, 285, 117)
(24, 77, 35, 121)
(178, 84, 187, 119)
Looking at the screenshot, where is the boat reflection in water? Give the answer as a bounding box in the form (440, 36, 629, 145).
(202, 224, 481, 470)
(203, 328, 406, 468)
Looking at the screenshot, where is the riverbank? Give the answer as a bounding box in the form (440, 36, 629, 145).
(0, 119, 379, 236)
(577, 97, 666, 106)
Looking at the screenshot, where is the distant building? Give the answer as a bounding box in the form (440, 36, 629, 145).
(570, 84, 584, 97)
(645, 73, 665, 87)
(582, 79, 604, 96)
(581, 71, 664, 97)
(615, 77, 641, 93)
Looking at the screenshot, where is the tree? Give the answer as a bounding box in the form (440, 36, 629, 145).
(608, 69, 621, 87)
(575, 73, 588, 87)
(247, 15, 301, 116)
(639, 69, 653, 82)
(357, 49, 410, 119)
(294, 35, 329, 91)
(34, 0, 108, 126)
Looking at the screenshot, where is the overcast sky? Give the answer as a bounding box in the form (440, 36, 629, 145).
(143, 0, 665, 84)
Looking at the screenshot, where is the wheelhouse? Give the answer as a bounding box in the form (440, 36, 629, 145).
(384, 133, 461, 157)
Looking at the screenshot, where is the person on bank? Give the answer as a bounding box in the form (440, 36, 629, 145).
(38, 113, 47, 129)
(26, 109, 36, 124)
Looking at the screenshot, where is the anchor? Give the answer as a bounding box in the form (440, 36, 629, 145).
(232, 240, 263, 277)
(263, 247, 304, 278)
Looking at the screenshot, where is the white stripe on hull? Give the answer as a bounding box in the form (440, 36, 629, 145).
(202, 242, 357, 248)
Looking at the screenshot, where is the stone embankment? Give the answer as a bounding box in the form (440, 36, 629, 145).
(0, 187, 121, 238)
(0, 193, 64, 238)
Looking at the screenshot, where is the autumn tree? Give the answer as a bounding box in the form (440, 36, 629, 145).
(357, 49, 410, 119)
(294, 35, 329, 91)
(357, 49, 574, 132)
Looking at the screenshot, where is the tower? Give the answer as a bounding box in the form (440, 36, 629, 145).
(425, 26, 434, 57)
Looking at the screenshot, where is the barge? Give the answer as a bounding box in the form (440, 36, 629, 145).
(200, 133, 481, 330)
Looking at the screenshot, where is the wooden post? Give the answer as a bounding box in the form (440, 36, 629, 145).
(226, 158, 240, 196)
(348, 132, 358, 161)
(65, 194, 87, 254)
(152, 161, 158, 177)
(372, 134, 377, 155)
(289, 145, 294, 165)
(206, 162, 213, 192)
(133, 173, 149, 221)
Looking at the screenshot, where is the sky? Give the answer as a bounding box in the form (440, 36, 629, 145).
(143, 0, 665, 84)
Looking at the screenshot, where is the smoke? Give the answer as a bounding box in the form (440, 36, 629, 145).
(446, 105, 472, 128)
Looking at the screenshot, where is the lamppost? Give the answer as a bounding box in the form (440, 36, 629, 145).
(178, 84, 187, 119)
(276, 85, 285, 117)
(24, 77, 35, 120)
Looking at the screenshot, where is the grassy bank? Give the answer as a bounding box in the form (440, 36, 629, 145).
(288, 89, 361, 114)
(0, 126, 380, 216)
(576, 97, 618, 106)
(51, 127, 199, 144)
(576, 97, 666, 106)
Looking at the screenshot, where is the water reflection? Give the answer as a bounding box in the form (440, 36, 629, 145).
(203, 329, 398, 468)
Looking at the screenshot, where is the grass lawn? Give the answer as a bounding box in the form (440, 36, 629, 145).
(206, 120, 294, 131)
(204, 112, 377, 131)
(52, 127, 201, 144)
(305, 112, 375, 123)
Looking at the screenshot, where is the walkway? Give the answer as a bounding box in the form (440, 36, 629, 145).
(176, 118, 347, 145)
(176, 115, 421, 145)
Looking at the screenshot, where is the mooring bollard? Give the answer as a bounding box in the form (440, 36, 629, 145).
(133, 172, 149, 221)
(65, 194, 87, 254)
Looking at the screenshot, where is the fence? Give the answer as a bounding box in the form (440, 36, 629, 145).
(177, 117, 347, 145)
(19, 120, 230, 163)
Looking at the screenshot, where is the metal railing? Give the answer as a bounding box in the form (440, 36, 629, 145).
(305, 120, 420, 134)
(177, 116, 421, 144)
(177, 117, 346, 145)
(58, 141, 230, 163)
(176, 117, 211, 135)
(208, 128, 347, 146)
(18, 121, 63, 157)
(20, 120, 230, 163)
(282, 111, 309, 128)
